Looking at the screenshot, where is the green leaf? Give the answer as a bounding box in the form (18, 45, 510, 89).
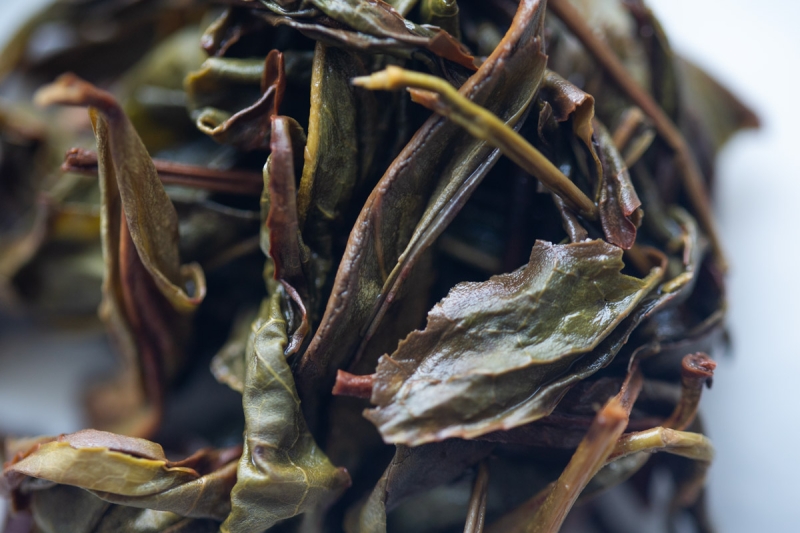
(251, 0, 474, 70)
(29, 484, 220, 533)
(296, 42, 364, 314)
(185, 51, 286, 151)
(221, 292, 350, 533)
(364, 239, 662, 445)
(3, 429, 239, 521)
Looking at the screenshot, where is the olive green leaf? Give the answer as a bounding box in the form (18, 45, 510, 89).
(34, 74, 206, 437)
(222, 292, 350, 533)
(297, 0, 548, 427)
(295, 42, 369, 319)
(364, 239, 662, 445)
(251, 0, 475, 70)
(3, 429, 239, 520)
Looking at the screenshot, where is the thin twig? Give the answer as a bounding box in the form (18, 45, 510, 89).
(464, 461, 490, 533)
(62, 148, 263, 196)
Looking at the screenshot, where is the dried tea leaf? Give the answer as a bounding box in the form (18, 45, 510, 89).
(364, 239, 662, 445)
(252, 0, 474, 70)
(185, 50, 286, 151)
(596, 120, 642, 249)
(29, 484, 220, 533)
(222, 292, 350, 533)
(3, 430, 239, 520)
(296, 42, 363, 309)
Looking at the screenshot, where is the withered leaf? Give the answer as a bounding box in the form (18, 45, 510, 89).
(222, 291, 350, 533)
(34, 74, 206, 437)
(264, 115, 312, 354)
(29, 484, 220, 533)
(252, 0, 474, 70)
(364, 239, 661, 445)
(3, 429, 239, 521)
(296, 42, 363, 311)
(345, 440, 493, 533)
(596, 120, 642, 249)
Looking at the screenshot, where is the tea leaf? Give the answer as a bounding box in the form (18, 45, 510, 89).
(345, 440, 493, 533)
(3, 429, 239, 520)
(364, 239, 661, 445)
(34, 74, 206, 437)
(222, 292, 350, 533)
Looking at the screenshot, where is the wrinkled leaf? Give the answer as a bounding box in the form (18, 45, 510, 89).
(185, 50, 286, 151)
(29, 484, 219, 533)
(3, 429, 239, 521)
(222, 292, 350, 533)
(345, 440, 493, 533)
(252, 0, 474, 71)
(364, 239, 662, 445)
(596, 120, 642, 249)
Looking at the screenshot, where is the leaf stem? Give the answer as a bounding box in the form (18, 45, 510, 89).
(62, 148, 263, 196)
(464, 460, 490, 533)
(353, 66, 598, 219)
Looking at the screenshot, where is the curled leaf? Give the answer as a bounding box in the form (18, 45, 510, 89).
(34, 73, 206, 436)
(3, 429, 239, 521)
(185, 50, 286, 151)
(222, 292, 350, 533)
(596, 120, 642, 249)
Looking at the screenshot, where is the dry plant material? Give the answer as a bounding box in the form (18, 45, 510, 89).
(0, 0, 756, 532)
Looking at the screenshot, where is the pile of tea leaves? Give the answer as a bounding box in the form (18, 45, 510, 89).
(0, 0, 757, 532)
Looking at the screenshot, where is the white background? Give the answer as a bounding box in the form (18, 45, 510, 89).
(0, 1, 797, 531)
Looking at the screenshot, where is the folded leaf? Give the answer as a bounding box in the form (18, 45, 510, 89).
(296, 42, 365, 318)
(3, 429, 239, 521)
(222, 292, 350, 533)
(264, 115, 312, 353)
(596, 120, 642, 249)
(185, 50, 286, 151)
(34, 74, 206, 437)
(364, 239, 662, 445)
(29, 484, 220, 533)
(252, 0, 474, 70)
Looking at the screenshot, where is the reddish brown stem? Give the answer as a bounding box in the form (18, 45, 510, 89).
(332, 370, 375, 399)
(62, 148, 263, 196)
(664, 353, 716, 430)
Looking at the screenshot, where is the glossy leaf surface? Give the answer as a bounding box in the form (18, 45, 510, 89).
(364, 239, 661, 445)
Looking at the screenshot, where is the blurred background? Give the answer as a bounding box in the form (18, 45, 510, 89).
(0, 0, 797, 531)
